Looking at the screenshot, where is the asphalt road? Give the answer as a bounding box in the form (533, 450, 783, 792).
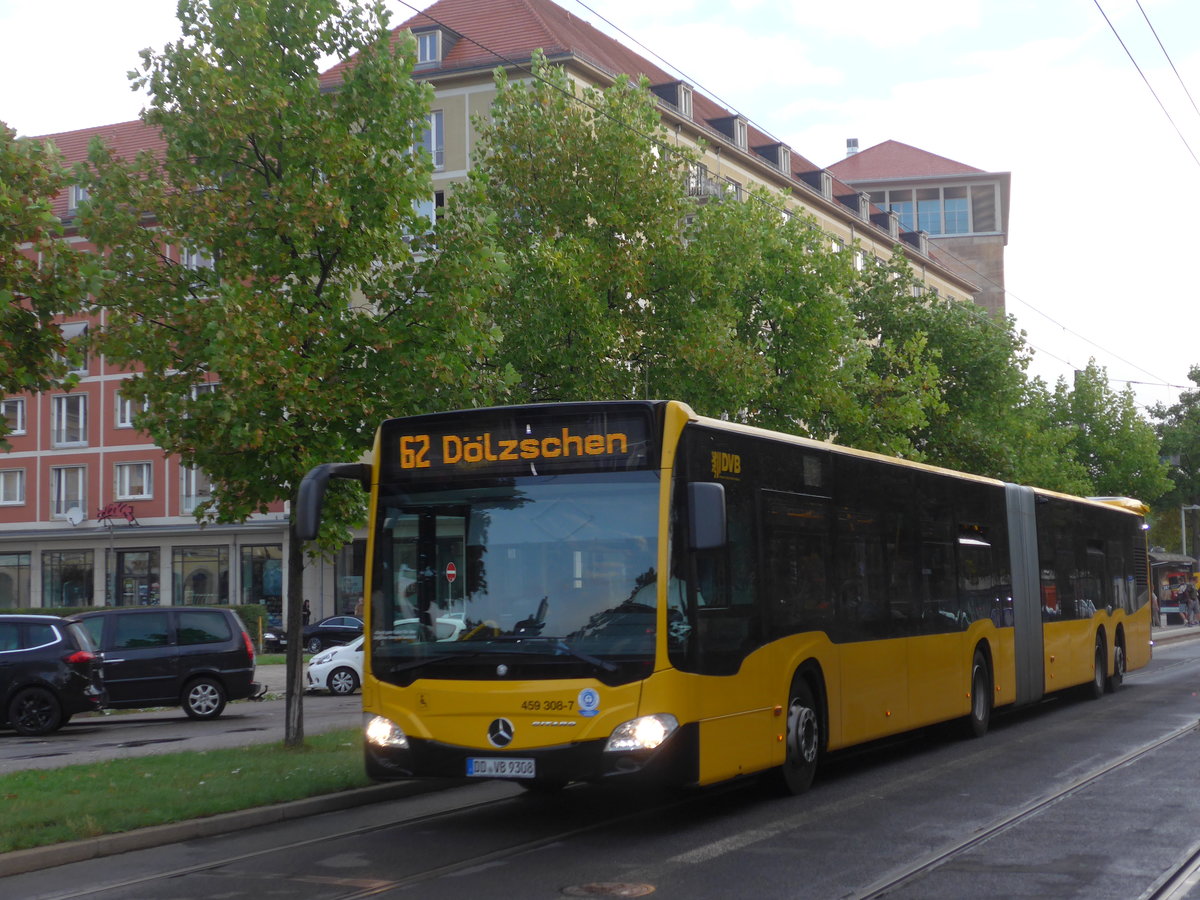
(0, 664, 362, 771)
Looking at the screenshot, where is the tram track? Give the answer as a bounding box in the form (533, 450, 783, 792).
(849, 717, 1200, 900)
(30, 778, 714, 900)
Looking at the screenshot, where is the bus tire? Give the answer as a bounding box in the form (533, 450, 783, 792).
(965, 650, 992, 739)
(1086, 636, 1105, 700)
(1106, 635, 1126, 693)
(775, 674, 820, 795)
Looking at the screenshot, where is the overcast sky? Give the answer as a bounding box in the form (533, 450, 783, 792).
(3, 0, 1197, 412)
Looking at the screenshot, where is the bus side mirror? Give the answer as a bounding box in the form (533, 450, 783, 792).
(296, 463, 371, 541)
(688, 482, 727, 551)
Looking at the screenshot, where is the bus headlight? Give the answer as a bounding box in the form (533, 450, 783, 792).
(365, 715, 409, 749)
(604, 714, 678, 752)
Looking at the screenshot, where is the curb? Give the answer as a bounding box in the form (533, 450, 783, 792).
(0, 779, 451, 879)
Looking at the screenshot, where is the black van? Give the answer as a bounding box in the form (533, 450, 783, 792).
(76, 607, 263, 719)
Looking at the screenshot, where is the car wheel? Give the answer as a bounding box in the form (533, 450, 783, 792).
(183, 676, 227, 719)
(328, 666, 359, 695)
(9, 686, 64, 736)
(306, 636, 323, 654)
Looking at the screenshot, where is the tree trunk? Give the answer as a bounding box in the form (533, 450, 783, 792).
(284, 515, 305, 748)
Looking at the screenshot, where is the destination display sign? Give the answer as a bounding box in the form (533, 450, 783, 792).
(379, 404, 658, 483)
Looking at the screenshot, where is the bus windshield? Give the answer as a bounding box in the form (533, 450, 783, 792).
(370, 471, 661, 686)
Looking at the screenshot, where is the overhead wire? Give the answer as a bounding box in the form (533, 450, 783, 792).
(1092, 0, 1200, 169)
(1135, 0, 1200, 121)
(391, 0, 1187, 397)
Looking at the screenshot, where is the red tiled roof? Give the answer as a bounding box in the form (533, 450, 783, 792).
(322, 0, 827, 187)
(828, 139, 984, 180)
(322, 0, 676, 88)
(31, 119, 165, 220)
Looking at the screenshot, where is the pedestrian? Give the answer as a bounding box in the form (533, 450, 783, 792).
(302, 599, 311, 625)
(1189, 583, 1200, 627)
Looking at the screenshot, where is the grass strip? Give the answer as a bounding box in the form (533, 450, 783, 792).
(0, 727, 370, 853)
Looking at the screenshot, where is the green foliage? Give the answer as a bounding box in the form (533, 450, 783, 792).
(462, 55, 705, 403)
(1149, 365, 1200, 548)
(0, 122, 97, 422)
(80, 0, 503, 542)
(1051, 360, 1171, 502)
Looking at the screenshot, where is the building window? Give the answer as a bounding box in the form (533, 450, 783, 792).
(116, 393, 148, 428)
(68, 184, 90, 214)
(241, 544, 283, 618)
(42, 549, 94, 607)
(181, 465, 213, 514)
(53, 322, 89, 375)
(181, 247, 214, 270)
(50, 465, 86, 519)
(734, 118, 747, 151)
(173, 546, 230, 606)
(413, 190, 445, 229)
(916, 188, 941, 234)
(1, 398, 25, 435)
(678, 83, 693, 119)
(416, 30, 440, 66)
(336, 539, 367, 616)
(115, 462, 152, 500)
(888, 196, 914, 232)
(52, 394, 87, 446)
(0, 469, 25, 505)
(418, 110, 444, 170)
(0, 552, 31, 608)
(943, 187, 969, 234)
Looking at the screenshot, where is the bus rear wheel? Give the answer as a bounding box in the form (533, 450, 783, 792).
(1086, 637, 1105, 700)
(775, 675, 820, 795)
(1106, 638, 1126, 693)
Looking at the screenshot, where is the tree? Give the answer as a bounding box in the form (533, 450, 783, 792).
(849, 260, 1091, 492)
(0, 121, 96, 432)
(1150, 366, 1200, 552)
(1050, 360, 1171, 502)
(461, 54, 762, 406)
(80, 0, 504, 746)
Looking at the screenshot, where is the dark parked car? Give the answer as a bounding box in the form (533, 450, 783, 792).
(268, 615, 363, 654)
(301, 615, 363, 653)
(0, 614, 106, 736)
(76, 607, 263, 719)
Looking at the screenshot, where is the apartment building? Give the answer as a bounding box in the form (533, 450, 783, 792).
(3, 0, 993, 614)
(829, 139, 1011, 316)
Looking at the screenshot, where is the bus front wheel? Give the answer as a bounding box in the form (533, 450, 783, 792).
(776, 675, 820, 795)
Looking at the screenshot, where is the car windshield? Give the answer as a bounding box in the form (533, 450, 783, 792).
(370, 472, 660, 685)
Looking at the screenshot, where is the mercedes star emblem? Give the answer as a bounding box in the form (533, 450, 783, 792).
(487, 717, 515, 748)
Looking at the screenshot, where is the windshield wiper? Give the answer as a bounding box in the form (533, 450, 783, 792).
(387, 652, 482, 675)
(553, 639, 618, 672)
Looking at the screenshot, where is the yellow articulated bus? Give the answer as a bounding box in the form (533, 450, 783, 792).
(296, 400, 1151, 794)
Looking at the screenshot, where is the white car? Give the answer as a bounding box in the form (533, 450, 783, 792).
(305, 636, 363, 695)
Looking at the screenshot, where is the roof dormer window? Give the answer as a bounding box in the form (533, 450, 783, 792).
(708, 115, 748, 151)
(417, 30, 440, 66)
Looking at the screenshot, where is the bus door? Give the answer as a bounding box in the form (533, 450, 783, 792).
(833, 499, 909, 744)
